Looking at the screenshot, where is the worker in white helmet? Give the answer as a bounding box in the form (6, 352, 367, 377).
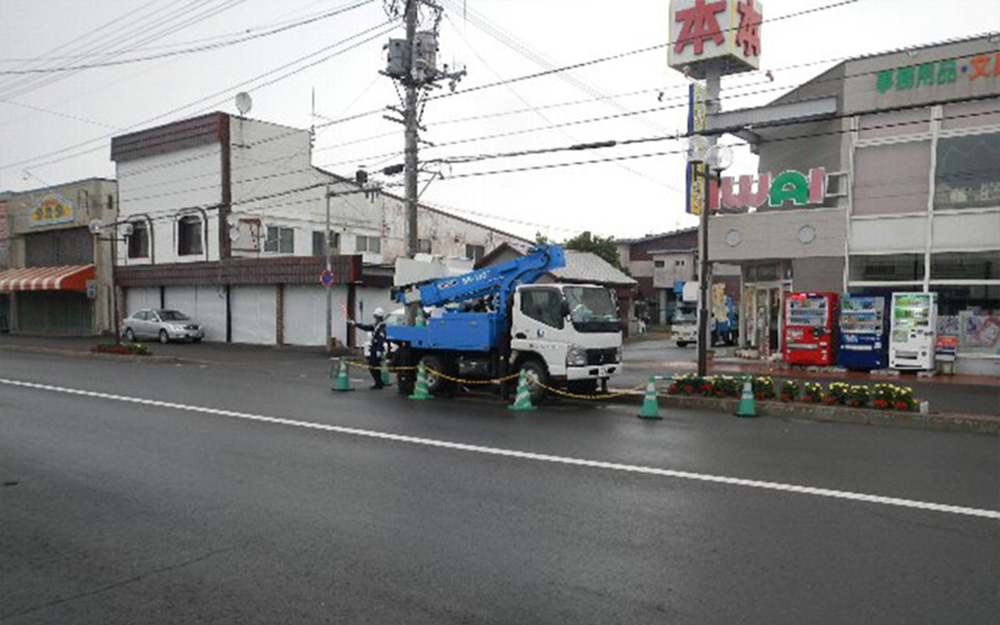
(350, 307, 387, 389)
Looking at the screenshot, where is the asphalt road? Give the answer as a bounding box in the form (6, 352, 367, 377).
(2, 349, 999, 624)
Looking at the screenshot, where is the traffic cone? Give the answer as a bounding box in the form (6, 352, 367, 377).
(332, 357, 353, 392)
(508, 369, 537, 411)
(415, 308, 427, 327)
(380, 355, 392, 387)
(637, 376, 662, 420)
(735, 376, 757, 417)
(409, 361, 432, 400)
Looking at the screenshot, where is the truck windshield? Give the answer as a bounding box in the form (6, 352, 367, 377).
(564, 287, 619, 333)
(672, 307, 697, 324)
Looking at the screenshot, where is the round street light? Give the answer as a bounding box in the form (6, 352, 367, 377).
(708, 145, 734, 173)
(686, 135, 711, 163)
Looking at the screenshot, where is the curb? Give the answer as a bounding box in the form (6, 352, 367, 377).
(0, 343, 206, 366)
(605, 388, 999, 434)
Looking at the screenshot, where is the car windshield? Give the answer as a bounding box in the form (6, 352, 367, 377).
(157, 310, 190, 321)
(563, 287, 619, 333)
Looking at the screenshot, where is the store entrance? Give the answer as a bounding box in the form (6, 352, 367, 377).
(749, 282, 786, 357)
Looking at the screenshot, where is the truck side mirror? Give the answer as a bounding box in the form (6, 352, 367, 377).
(561, 300, 571, 318)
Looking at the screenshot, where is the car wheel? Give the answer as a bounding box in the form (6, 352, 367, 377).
(418, 354, 448, 394)
(124, 328, 135, 342)
(159, 330, 169, 344)
(517, 358, 549, 404)
(192, 337, 202, 343)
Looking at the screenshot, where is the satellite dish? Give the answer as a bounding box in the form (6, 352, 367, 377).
(88, 219, 103, 234)
(235, 92, 252, 116)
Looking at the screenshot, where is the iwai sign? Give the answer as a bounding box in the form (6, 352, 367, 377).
(707, 167, 843, 212)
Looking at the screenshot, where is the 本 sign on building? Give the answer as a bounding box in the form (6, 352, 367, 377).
(29, 194, 74, 227)
(669, 0, 763, 78)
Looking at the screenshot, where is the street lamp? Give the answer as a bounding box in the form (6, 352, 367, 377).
(686, 139, 733, 377)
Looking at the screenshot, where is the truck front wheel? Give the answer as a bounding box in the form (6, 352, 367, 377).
(516, 358, 549, 404)
(419, 354, 449, 394)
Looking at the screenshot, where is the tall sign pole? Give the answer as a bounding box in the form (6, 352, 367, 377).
(669, 0, 763, 377)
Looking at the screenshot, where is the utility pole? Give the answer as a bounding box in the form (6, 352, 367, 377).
(403, 0, 419, 258)
(696, 66, 721, 379)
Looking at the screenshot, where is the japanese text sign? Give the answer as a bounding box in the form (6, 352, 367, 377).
(876, 53, 1000, 96)
(28, 194, 74, 227)
(669, 0, 762, 78)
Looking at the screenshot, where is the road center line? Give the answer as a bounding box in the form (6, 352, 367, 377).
(3, 377, 998, 521)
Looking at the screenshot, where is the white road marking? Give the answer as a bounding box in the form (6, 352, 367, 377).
(3, 377, 998, 521)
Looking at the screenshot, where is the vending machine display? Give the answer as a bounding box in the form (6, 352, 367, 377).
(783, 292, 838, 366)
(889, 292, 937, 370)
(837, 295, 887, 369)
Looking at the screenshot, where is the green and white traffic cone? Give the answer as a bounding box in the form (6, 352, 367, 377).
(380, 355, 392, 387)
(415, 308, 427, 327)
(637, 375, 662, 420)
(332, 357, 353, 393)
(735, 376, 757, 418)
(508, 370, 537, 411)
(409, 361, 432, 400)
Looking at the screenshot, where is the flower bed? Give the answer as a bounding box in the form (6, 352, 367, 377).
(667, 376, 918, 412)
(91, 341, 152, 356)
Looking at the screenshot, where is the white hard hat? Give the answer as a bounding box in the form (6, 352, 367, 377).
(373, 307, 385, 318)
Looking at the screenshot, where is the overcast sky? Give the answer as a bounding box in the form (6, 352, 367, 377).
(2, 0, 998, 240)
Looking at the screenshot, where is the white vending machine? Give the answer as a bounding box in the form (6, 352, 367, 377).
(889, 292, 938, 370)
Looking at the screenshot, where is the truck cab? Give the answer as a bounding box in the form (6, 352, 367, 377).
(512, 283, 623, 394)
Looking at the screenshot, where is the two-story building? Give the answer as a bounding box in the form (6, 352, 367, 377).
(708, 34, 1000, 374)
(110, 112, 527, 347)
(0, 178, 118, 336)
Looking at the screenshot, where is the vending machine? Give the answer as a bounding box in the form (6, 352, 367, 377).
(783, 292, 838, 366)
(890, 292, 937, 370)
(837, 295, 887, 370)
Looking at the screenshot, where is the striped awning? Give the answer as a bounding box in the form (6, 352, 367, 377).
(0, 265, 96, 292)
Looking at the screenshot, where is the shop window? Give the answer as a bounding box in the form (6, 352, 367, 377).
(654, 260, 665, 268)
(936, 285, 1000, 316)
(465, 244, 485, 261)
(356, 235, 381, 254)
(264, 226, 294, 254)
(849, 254, 925, 282)
(520, 288, 564, 329)
(312, 231, 339, 256)
(127, 222, 149, 259)
(853, 141, 931, 215)
(935, 285, 1000, 356)
(934, 131, 1000, 211)
(177, 216, 203, 256)
(931, 251, 1000, 281)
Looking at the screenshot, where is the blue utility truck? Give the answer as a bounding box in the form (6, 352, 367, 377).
(387, 244, 623, 401)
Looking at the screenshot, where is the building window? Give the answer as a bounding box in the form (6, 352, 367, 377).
(356, 235, 381, 254)
(264, 226, 294, 254)
(849, 254, 925, 282)
(312, 231, 339, 256)
(177, 215, 203, 256)
(853, 141, 931, 216)
(654, 260, 665, 268)
(676, 259, 685, 267)
(931, 251, 1000, 281)
(465, 244, 485, 261)
(127, 221, 149, 259)
(417, 239, 432, 254)
(934, 131, 1000, 211)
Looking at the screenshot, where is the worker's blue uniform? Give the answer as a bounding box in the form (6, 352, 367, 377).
(355, 319, 387, 388)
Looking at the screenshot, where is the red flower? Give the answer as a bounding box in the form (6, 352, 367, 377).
(894, 401, 909, 411)
(873, 400, 888, 409)
(754, 392, 764, 400)
(668, 384, 678, 394)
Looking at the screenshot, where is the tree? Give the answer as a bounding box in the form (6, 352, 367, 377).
(562, 231, 627, 272)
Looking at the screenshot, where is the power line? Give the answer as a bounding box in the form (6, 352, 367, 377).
(0, 0, 375, 75)
(0, 21, 398, 174)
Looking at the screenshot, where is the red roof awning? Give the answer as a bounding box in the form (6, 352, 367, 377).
(0, 265, 95, 292)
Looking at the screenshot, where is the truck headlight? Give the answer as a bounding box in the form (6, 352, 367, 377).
(566, 345, 587, 367)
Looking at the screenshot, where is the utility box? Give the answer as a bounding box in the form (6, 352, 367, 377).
(386, 39, 409, 78)
(413, 31, 438, 75)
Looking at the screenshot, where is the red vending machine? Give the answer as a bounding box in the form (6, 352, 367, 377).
(783, 292, 838, 366)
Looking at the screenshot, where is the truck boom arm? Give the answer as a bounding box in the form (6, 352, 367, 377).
(397, 244, 566, 309)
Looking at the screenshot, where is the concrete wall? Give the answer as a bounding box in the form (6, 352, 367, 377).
(710, 207, 847, 261)
(117, 143, 222, 265)
(792, 257, 844, 292)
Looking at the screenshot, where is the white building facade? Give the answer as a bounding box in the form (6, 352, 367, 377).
(111, 112, 525, 346)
